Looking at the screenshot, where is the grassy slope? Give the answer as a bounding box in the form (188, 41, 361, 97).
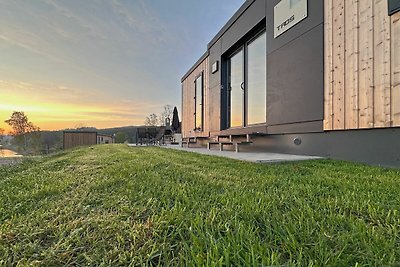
(0, 145, 399, 266)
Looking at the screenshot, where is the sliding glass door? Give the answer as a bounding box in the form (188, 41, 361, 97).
(226, 30, 266, 129)
(247, 31, 266, 125)
(228, 49, 244, 128)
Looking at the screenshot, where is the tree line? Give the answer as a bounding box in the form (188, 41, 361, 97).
(0, 112, 44, 154)
(0, 106, 181, 155)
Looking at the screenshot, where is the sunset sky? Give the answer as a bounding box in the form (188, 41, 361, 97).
(0, 0, 244, 131)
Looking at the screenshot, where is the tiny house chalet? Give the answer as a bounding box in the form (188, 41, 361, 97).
(181, 0, 400, 167)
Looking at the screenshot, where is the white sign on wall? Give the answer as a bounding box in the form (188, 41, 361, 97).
(274, 0, 308, 38)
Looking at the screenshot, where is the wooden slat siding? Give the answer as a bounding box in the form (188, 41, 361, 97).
(204, 57, 210, 135)
(324, 0, 334, 130)
(392, 13, 400, 126)
(332, 0, 345, 129)
(182, 81, 185, 138)
(182, 80, 187, 138)
(358, 0, 374, 128)
(181, 82, 184, 138)
(181, 83, 186, 138)
(185, 79, 188, 137)
(181, 56, 209, 138)
(63, 132, 97, 150)
(187, 75, 194, 136)
(325, 0, 400, 131)
(374, 0, 391, 127)
(344, 0, 359, 129)
(208, 85, 221, 135)
(182, 77, 193, 138)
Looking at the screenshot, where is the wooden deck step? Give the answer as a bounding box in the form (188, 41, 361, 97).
(207, 141, 233, 151)
(181, 140, 197, 148)
(182, 136, 209, 148)
(235, 141, 253, 152)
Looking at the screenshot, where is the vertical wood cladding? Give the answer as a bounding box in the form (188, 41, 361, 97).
(324, 0, 400, 130)
(63, 132, 97, 150)
(392, 12, 400, 125)
(181, 56, 209, 138)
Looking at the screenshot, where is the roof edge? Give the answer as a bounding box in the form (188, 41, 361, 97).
(181, 0, 255, 83)
(181, 51, 209, 82)
(207, 0, 255, 49)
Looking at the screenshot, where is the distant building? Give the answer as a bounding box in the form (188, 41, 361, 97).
(97, 134, 115, 144)
(63, 131, 114, 150)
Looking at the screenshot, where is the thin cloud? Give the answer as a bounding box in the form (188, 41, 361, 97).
(39, 0, 107, 40)
(0, 0, 245, 130)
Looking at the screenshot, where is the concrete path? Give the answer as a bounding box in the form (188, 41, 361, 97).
(162, 145, 322, 163)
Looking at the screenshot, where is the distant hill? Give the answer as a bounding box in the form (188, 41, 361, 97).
(97, 126, 139, 143)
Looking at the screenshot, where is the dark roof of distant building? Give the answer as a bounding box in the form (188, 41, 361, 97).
(63, 131, 97, 134)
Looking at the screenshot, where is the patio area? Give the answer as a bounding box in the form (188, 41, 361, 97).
(163, 145, 322, 163)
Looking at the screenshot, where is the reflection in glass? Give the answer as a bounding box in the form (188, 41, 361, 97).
(195, 75, 203, 130)
(229, 50, 244, 128)
(247, 32, 266, 125)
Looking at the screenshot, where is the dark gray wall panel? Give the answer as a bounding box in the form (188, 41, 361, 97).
(266, 0, 324, 55)
(250, 128, 400, 168)
(219, 124, 267, 136)
(267, 120, 323, 134)
(208, 84, 222, 132)
(267, 25, 324, 126)
(209, 40, 222, 89)
(210, 0, 266, 131)
(205, 0, 324, 134)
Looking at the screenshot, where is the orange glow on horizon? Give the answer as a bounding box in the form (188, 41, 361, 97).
(0, 80, 157, 132)
(0, 103, 143, 132)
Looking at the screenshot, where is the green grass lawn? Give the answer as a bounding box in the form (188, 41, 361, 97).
(0, 145, 400, 266)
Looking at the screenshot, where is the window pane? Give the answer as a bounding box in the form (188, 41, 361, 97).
(230, 49, 244, 128)
(247, 32, 266, 125)
(195, 75, 203, 130)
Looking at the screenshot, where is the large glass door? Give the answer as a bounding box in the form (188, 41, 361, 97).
(226, 30, 266, 129)
(228, 49, 244, 128)
(247, 31, 266, 125)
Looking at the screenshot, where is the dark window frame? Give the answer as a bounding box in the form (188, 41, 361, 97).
(388, 0, 400, 15)
(227, 46, 245, 129)
(223, 28, 267, 129)
(245, 30, 267, 126)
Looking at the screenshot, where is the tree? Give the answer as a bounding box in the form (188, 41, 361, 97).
(5, 112, 39, 136)
(0, 128, 4, 145)
(41, 131, 63, 154)
(171, 106, 180, 132)
(5, 111, 40, 152)
(115, 132, 128, 143)
(144, 113, 159, 126)
(159, 105, 174, 126)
